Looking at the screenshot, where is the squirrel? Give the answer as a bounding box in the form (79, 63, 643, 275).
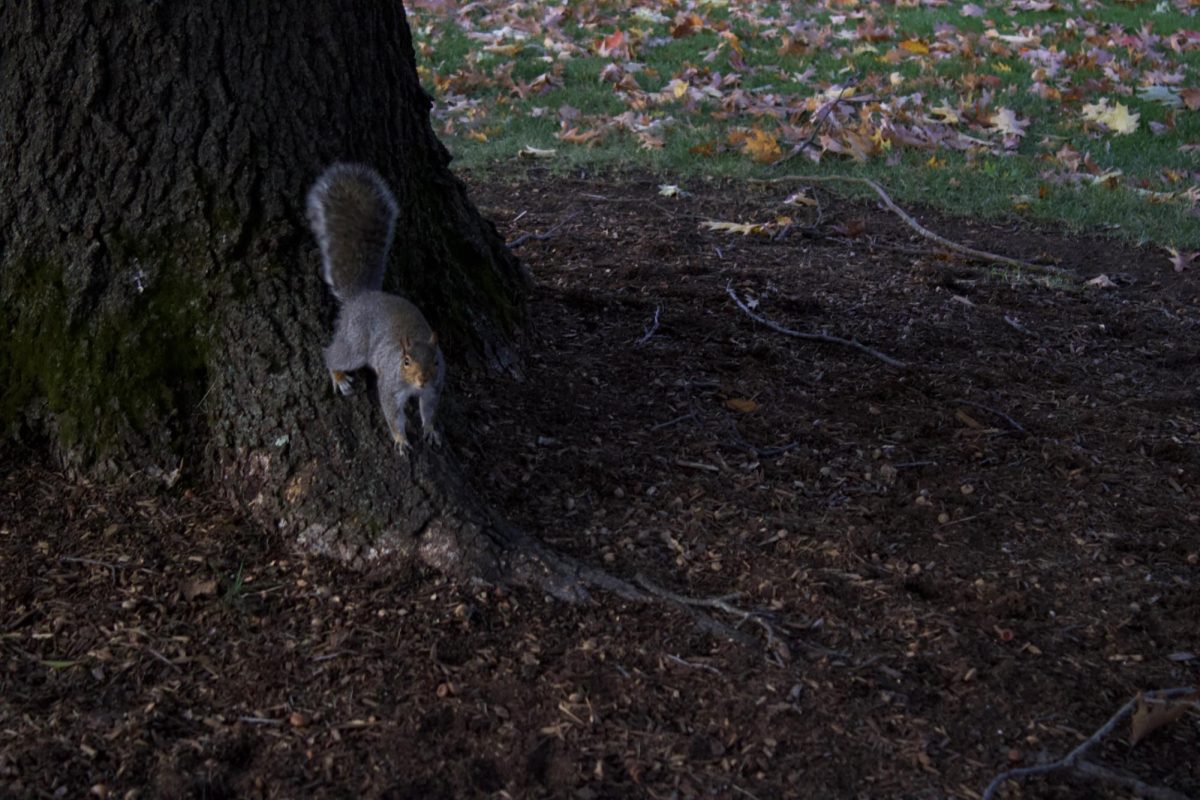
(307, 162, 444, 452)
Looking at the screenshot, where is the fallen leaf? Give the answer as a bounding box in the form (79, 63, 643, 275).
(1137, 85, 1183, 108)
(742, 128, 781, 163)
(671, 13, 704, 38)
(990, 107, 1029, 137)
(956, 409, 984, 429)
(518, 145, 557, 159)
(1130, 690, 1199, 745)
(482, 43, 523, 56)
(558, 127, 603, 145)
(658, 184, 687, 197)
(1085, 274, 1118, 289)
(596, 29, 626, 58)
(783, 190, 818, 207)
(899, 39, 929, 55)
(928, 105, 961, 124)
(182, 577, 218, 600)
(1165, 247, 1197, 272)
(701, 220, 765, 235)
(1181, 88, 1200, 111)
(1082, 99, 1140, 135)
(725, 398, 760, 413)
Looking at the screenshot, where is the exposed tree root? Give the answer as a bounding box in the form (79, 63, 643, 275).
(439, 514, 807, 661)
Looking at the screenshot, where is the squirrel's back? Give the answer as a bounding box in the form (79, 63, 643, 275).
(307, 163, 399, 301)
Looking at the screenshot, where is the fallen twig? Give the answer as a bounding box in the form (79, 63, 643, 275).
(750, 175, 1071, 278)
(651, 412, 696, 432)
(508, 210, 581, 249)
(664, 653, 723, 675)
(725, 282, 907, 370)
(1004, 314, 1039, 338)
(954, 399, 1028, 437)
(635, 305, 661, 346)
(982, 687, 1198, 800)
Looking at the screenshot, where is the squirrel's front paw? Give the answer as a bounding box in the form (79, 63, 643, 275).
(423, 428, 442, 447)
(393, 431, 411, 455)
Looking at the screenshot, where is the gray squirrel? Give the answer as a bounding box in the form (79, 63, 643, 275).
(307, 162, 444, 452)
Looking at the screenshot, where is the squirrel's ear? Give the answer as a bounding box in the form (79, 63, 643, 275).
(400, 336, 411, 351)
(429, 331, 438, 347)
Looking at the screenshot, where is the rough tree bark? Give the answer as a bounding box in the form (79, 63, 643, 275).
(0, 3, 590, 595)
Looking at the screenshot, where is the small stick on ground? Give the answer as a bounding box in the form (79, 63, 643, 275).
(651, 412, 696, 432)
(981, 687, 1198, 800)
(750, 175, 1072, 278)
(634, 305, 661, 346)
(725, 282, 907, 370)
(664, 654, 723, 675)
(1004, 314, 1039, 338)
(954, 399, 1028, 437)
(509, 210, 581, 249)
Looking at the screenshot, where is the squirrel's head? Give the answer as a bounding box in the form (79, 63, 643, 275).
(400, 332, 439, 387)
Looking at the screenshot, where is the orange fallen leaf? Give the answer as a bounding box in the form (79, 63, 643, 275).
(597, 30, 625, 58)
(742, 128, 781, 163)
(671, 13, 704, 38)
(725, 398, 760, 414)
(899, 39, 930, 54)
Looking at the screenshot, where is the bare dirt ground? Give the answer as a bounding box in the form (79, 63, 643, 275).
(2, 176, 1199, 800)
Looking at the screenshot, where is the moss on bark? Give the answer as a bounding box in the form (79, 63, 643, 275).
(1, 233, 211, 464)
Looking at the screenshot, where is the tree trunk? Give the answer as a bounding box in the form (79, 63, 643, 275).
(0, 3, 566, 589)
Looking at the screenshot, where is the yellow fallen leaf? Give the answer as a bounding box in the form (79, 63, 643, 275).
(483, 43, 523, 56)
(928, 105, 960, 124)
(665, 78, 689, 99)
(558, 127, 603, 145)
(1081, 99, 1139, 135)
(899, 39, 929, 54)
(701, 220, 764, 235)
(783, 190, 817, 206)
(742, 128, 781, 163)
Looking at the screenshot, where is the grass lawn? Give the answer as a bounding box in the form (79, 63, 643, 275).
(408, 0, 1200, 253)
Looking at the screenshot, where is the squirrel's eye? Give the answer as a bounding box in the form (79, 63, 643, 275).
(402, 357, 411, 366)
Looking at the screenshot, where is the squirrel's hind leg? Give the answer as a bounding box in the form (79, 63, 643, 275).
(329, 370, 357, 395)
(324, 338, 367, 396)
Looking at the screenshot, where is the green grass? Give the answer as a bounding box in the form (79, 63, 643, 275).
(410, 0, 1200, 249)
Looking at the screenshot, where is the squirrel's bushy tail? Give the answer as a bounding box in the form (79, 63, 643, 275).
(307, 163, 399, 301)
